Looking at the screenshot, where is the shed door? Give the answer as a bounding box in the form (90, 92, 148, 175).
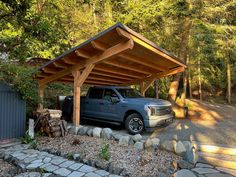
(0, 90, 26, 140)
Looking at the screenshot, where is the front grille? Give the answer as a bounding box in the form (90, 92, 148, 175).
(155, 106, 172, 116)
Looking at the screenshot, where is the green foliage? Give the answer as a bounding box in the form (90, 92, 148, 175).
(98, 143, 111, 161)
(0, 62, 40, 115)
(67, 153, 73, 160)
(20, 131, 39, 149)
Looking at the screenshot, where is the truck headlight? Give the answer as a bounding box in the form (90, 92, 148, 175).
(145, 106, 156, 116)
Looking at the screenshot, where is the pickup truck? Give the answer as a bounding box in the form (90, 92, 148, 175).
(62, 86, 174, 134)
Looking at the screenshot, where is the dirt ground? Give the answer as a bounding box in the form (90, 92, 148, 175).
(150, 99, 236, 147)
(82, 99, 236, 148)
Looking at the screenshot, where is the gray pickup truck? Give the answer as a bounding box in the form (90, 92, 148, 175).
(62, 86, 174, 134)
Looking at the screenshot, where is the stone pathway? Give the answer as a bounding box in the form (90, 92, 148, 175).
(174, 162, 236, 177)
(0, 144, 121, 177)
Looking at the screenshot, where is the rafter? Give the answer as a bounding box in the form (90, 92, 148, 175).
(91, 40, 167, 71)
(39, 39, 134, 85)
(103, 60, 151, 75)
(91, 70, 132, 81)
(75, 49, 92, 59)
(42, 67, 60, 74)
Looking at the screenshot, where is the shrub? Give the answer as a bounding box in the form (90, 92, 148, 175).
(0, 62, 40, 116)
(98, 143, 111, 161)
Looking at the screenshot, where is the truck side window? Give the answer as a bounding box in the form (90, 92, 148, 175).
(104, 89, 118, 101)
(89, 88, 104, 99)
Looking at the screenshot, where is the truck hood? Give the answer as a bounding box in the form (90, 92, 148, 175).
(123, 98, 171, 107)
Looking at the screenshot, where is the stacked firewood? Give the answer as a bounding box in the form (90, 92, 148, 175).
(36, 109, 68, 137)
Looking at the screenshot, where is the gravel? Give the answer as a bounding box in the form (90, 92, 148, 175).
(0, 159, 16, 176)
(37, 134, 181, 177)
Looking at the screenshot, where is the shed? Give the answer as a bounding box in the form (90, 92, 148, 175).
(36, 23, 187, 128)
(0, 82, 26, 140)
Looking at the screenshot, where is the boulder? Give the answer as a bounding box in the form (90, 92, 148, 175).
(183, 148, 198, 164)
(77, 126, 88, 135)
(175, 141, 187, 156)
(101, 128, 113, 139)
(145, 138, 160, 149)
(118, 136, 133, 146)
(87, 128, 93, 136)
(177, 160, 194, 169)
(182, 141, 193, 151)
(92, 127, 102, 138)
(173, 169, 196, 177)
(132, 134, 142, 142)
(112, 134, 122, 141)
(134, 142, 144, 150)
(173, 134, 178, 141)
(160, 140, 176, 152)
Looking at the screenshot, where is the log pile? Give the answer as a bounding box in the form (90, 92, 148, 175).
(36, 109, 68, 137)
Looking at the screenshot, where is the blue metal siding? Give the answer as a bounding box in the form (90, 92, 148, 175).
(0, 83, 26, 140)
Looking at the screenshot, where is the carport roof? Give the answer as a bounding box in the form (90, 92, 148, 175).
(37, 22, 186, 86)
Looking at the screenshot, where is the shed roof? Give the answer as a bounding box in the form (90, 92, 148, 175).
(37, 23, 186, 86)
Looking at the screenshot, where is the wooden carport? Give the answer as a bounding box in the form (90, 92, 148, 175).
(37, 23, 187, 129)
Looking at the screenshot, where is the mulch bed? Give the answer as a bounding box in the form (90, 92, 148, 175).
(37, 134, 181, 177)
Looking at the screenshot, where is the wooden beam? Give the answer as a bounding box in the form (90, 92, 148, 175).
(116, 27, 132, 40)
(72, 70, 81, 127)
(75, 49, 92, 59)
(122, 67, 185, 86)
(39, 39, 134, 85)
(91, 70, 132, 81)
(88, 75, 125, 84)
(95, 66, 143, 79)
(91, 40, 167, 71)
(74, 64, 95, 87)
(129, 34, 187, 68)
(62, 57, 77, 65)
(140, 78, 156, 96)
(84, 80, 116, 85)
(42, 67, 59, 74)
(103, 60, 151, 75)
(53, 61, 68, 69)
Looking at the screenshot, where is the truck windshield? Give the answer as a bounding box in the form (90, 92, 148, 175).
(116, 88, 142, 98)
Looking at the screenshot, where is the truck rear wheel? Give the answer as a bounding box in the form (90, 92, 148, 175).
(125, 113, 144, 134)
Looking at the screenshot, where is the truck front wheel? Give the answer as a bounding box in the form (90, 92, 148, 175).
(125, 113, 144, 134)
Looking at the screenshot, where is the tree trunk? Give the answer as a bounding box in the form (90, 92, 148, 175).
(226, 58, 231, 103)
(154, 80, 159, 99)
(198, 56, 202, 101)
(188, 65, 193, 99)
(168, 17, 192, 103)
(105, 0, 113, 25)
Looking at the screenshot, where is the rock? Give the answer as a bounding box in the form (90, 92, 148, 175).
(134, 142, 144, 150)
(78, 165, 96, 173)
(177, 160, 194, 169)
(192, 167, 219, 174)
(73, 153, 80, 161)
(204, 173, 233, 177)
(173, 134, 178, 141)
(59, 160, 75, 168)
(160, 140, 176, 152)
(68, 171, 85, 177)
(92, 128, 102, 138)
(54, 168, 71, 176)
(51, 158, 67, 165)
(112, 134, 122, 141)
(216, 166, 236, 177)
(196, 163, 214, 168)
(42, 164, 59, 172)
(69, 163, 83, 170)
(101, 128, 113, 139)
(182, 141, 193, 151)
(84, 172, 101, 177)
(87, 128, 93, 136)
(118, 136, 133, 146)
(78, 126, 88, 135)
(26, 162, 44, 170)
(145, 138, 160, 149)
(109, 162, 124, 174)
(94, 170, 110, 176)
(132, 134, 142, 142)
(183, 149, 198, 164)
(173, 169, 196, 177)
(15, 172, 41, 177)
(175, 141, 187, 156)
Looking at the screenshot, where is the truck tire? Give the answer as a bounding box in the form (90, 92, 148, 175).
(125, 113, 144, 135)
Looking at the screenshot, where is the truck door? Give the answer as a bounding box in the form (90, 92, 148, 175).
(99, 89, 122, 121)
(84, 88, 104, 119)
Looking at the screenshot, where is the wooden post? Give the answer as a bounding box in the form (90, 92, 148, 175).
(140, 81, 145, 96)
(72, 70, 81, 127)
(154, 80, 159, 99)
(38, 84, 45, 111)
(72, 64, 95, 128)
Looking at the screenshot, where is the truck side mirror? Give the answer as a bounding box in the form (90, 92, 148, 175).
(111, 97, 120, 103)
